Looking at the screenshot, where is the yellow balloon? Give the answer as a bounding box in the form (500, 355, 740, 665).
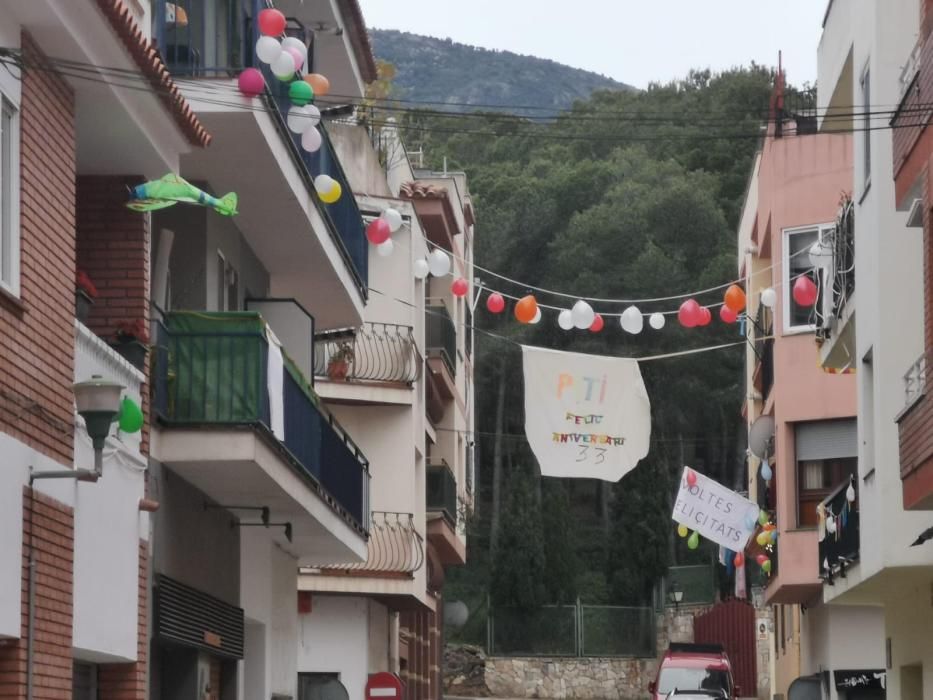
(756, 531, 769, 546)
(677, 524, 688, 538)
(319, 181, 342, 204)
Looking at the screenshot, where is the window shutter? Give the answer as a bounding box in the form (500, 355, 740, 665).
(795, 420, 857, 460)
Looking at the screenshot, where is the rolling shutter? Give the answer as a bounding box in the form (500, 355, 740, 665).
(795, 419, 857, 460)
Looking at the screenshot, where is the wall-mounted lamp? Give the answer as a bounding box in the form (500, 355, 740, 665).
(30, 375, 123, 484)
(668, 587, 684, 610)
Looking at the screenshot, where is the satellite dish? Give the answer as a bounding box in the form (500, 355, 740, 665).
(748, 415, 775, 461)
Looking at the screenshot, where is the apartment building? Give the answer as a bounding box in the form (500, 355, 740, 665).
(739, 78, 884, 700)
(816, 1, 933, 699)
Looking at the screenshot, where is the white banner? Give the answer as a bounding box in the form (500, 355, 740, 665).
(521, 346, 651, 481)
(672, 467, 760, 550)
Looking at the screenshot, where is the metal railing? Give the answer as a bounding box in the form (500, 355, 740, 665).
(314, 323, 420, 384)
(904, 352, 928, 408)
(819, 477, 859, 584)
(817, 198, 855, 341)
(752, 304, 774, 400)
(152, 0, 369, 297)
(153, 312, 370, 531)
(426, 460, 457, 526)
(304, 511, 424, 574)
(426, 304, 457, 378)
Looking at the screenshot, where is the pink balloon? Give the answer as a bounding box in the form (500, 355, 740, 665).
(793, 275, 818, 307)
(486, 293, 505, 313)
(719, 305, 738, 324)
(678, 299, 700, 328)
(451, 278, 468, 297)
(686, 469, 697, 486)
(698, 306, 712, 327)
(589, 314, 604, 332)
(285, 46, 304, 70)
(237, 68, 265, 97)
(366, 218, 391, 245)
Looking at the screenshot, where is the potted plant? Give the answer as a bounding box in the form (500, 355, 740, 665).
(75, 270, 98, 325)
(326, 342, 354, 381)
(112, 319, 150, 370)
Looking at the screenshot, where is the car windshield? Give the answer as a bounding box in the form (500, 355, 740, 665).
(658, 668, 731, 696)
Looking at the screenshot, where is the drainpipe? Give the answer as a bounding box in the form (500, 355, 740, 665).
(26, 490, 36, 700)
(389, 612, 400, 673)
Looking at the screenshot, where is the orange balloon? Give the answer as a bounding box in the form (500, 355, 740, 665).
(724, 284, 746, 313)
(304, 73, 330, 97)
(514, 295, 538, 324)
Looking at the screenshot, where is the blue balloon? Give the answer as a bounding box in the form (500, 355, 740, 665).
(761, 464, 773, 481)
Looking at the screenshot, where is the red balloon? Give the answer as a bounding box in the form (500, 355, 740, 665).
(697, 306, 712, 327)
(589, 314, 604, 332)
(733, 552, 745, 567)
(258, 8, 287, 36)
(686, 469, 697, 487)
(793, 275, 818, 307)
(486, 293, 505, 313)
(756, 554, 768, 566)
(237, 68, 265, 97)
(366, 218, 391, 245)
(719, 305, 738, 324)
(451, 278, 468, 297)
(678, 299, 701, 328)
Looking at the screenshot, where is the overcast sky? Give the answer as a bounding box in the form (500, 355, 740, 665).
(358, 0, 827, 89)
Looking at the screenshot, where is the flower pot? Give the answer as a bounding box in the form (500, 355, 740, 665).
(112, 338, 149, 371)
(327, 359, 350, 381)
(75, 290, 94, 325)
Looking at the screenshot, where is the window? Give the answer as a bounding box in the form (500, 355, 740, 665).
(298, 673, 347, 700)
(861, 65, 871, 191)
(0, 94, 19, 295)
(72, 662, 98, 700)
(657, 667, 732, 696)
(215, 251, 239, 311)
(783, 225, 832, 333)
(795, 419, 858, 527)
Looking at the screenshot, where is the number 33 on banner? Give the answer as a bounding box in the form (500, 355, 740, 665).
(576, 446, 607, 464)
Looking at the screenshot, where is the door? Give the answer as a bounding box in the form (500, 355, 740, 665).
(694, 599, 757, 697)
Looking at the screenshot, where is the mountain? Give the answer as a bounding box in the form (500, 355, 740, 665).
(369, 29, 632, 113)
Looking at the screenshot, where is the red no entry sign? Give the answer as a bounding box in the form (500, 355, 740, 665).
(366, 672, 403, 700)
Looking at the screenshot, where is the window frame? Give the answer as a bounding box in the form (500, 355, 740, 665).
(782, 224, 834, 335)
(0, 91, 21, 297)
(860, 62, 872, 194)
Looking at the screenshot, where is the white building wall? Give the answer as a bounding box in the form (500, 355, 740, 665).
(883, 575, 933, 700)
(298, 595, 372, 700)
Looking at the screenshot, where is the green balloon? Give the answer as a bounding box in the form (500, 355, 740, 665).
(687, 531, 700, 550)
(762, 559, 772, 574)
(758, 510, 769, 526)
(118, 396, 144, 434)
(289, 80, 314, 106)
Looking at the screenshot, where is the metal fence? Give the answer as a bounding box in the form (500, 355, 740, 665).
(487, 602, 656, 658)
(314, 323, 420, 384)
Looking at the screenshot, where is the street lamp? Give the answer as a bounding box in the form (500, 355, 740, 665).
(669, 586, 684, 610)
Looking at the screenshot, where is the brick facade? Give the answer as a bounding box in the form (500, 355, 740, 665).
(0, 33, 76, 467)
(401, 608, 442, 700)
(0, 489, 75, 699)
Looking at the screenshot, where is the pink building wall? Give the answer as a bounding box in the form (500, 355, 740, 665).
(754, 131, 856, 604)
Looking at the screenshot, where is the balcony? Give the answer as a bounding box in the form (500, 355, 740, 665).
(314, 323, 421, 385)
(897, 351, 933, 509)
(152, 311, 370, 563)
(816, 199, 856, 370)
(892, 29, 933, 207)
(751, 305, 774, 403)
(426, 461, 465, 566)
(303, 511, 425, 575)
(154, 0, 369, 328)
(819, 478, 860, 584)
(426, 303, 457, 401)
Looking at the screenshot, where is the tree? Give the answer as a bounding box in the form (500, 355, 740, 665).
(541, 482, 578, 604)
(490, 468, 546, 610)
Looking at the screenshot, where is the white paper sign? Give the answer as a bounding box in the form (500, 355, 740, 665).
(671, 467, 760, 550)
(521, 345, 651, 481)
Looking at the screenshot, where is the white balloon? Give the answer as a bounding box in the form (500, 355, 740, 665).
(428, 249, 451, 277)
(256, 36, 282, 64)
(413, 258, 430, 280)
(761, 288, 777, 308)
(272, 52, 297, 79)
(826, 516, 836, 534)
(530, 307, 542, 324)
(281, 37, 308, 63)
(301, 125, 322, 152)
(313, 174, 335, 194)
(382, 208, 403, 232)
(304, 104, 322, 127)
(846, 483, 856, 502)
(620, 306, 644, 334)
(558, 309, 574, 330)
(287, 105, 312, 133)
(376, 239, 394, 257)
(571, 300, 595, 330)
(809, 239, 833, 268)
(648, 312, 666, 330)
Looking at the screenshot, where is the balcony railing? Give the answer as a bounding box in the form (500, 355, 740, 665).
(314, 323, 420, 385)
(304, 511, 425, 574)
(818, 477, 859, 584)
(153, 311, 370, 530)
(426, 304, 457, 378)
(152, 0, 369, 296)
(427, 461, 457, 527)
(904, 351, 928, 408)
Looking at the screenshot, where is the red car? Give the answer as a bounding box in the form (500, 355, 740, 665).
(649, 643, 739, 700)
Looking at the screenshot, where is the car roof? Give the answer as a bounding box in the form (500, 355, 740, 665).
(661, 654, 730, 671)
